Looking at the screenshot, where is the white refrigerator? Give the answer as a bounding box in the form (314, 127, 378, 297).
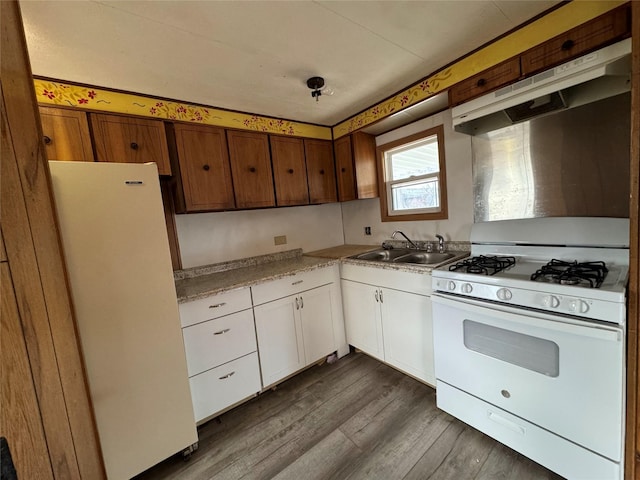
(49, 161, 197, 480)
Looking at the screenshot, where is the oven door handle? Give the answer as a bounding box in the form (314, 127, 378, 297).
(431, 293, 622, 342)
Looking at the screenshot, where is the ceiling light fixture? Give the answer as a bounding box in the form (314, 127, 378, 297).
(306, 76, 325, 102)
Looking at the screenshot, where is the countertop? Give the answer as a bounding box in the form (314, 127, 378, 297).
(175, 249, 337, 303)
(175, 243, 470, 303)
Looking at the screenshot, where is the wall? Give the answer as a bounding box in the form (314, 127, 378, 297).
(342, 109, 474, 245)
(176, 203, 344, 268)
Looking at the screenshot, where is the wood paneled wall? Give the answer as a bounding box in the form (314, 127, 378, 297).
(0, 1, 105, 478)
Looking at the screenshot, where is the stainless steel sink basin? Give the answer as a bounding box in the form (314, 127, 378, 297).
(356, 248, 413, 261)
(393, 251, 456, 265)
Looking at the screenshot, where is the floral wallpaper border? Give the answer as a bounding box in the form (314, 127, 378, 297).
(34, 79, 333, 140)
(332, 0, 624, 139)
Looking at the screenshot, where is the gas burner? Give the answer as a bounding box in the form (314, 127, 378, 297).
(530, 259, 608, 288)
(449, 255, 516, 276)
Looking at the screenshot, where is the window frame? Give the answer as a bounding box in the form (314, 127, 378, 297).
(376, 125, 448, 222)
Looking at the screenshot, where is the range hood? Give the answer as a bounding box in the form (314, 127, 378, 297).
(452, 38, 631, 135)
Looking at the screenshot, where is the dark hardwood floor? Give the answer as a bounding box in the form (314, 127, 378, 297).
(135, 352, 564, 480)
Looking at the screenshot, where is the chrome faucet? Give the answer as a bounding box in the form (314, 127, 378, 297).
(391, 230, 418, 249)
(435, 234, 445, 253)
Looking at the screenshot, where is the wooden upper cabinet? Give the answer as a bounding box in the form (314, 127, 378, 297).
(38, 106, 94, 161)
(270, 136, 309, 206)
(449, 58, 521, 106)
(227, 130, 275, 209)
(169, 123, 235, 212)
(521, 5, 630, 76)
(304, 139, 337, 204)
(334, 135, 357, 202)
(89, 113, 171, 175)
(335, 132, 378, 202)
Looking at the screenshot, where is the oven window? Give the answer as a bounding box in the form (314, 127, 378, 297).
(463, 320, 559, 377)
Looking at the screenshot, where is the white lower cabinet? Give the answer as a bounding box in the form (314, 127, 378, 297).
(252, 265, 344, 388)
(179, 287, 261, 423)
(341, 280, 384, 361)
(341, 264, 435, 386)
(189, 353, 261, 422)
(179, 263, 348, 422)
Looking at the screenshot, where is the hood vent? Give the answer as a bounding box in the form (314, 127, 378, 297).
(452, 38, 631, 135)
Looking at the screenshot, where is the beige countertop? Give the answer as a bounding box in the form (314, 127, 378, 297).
(175, 250, 337, 303)
(175, 243, 470, 303)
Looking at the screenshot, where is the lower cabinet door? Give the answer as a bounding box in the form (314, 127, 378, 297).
(189, 352, 261, 423)
(381, 289, 435, 385)
(341, 279, 384, 361)
(254, 295, 305, 387)
(300, 284, 335, 364)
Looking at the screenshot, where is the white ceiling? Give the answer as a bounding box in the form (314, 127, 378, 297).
(19, 0, 558, 127)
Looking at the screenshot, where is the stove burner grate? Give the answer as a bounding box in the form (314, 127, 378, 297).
(530, 259, 608, 288)
(449, 255, 516, 276)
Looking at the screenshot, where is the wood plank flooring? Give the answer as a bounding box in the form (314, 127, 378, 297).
(134, 352, 564, 480)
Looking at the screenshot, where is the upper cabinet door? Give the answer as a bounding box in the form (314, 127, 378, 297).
(448, 58, 521, 106)
(90, 113, 171, 175)
(227, 130, 275, 209)
(334, 135, 356, 202)
(351, 132, 378, 199)
(171, 123, 235, 212)
(38, 106, 94, 162)
(270, 136, 309, 206)
(304, 139, 337, 204)
(521, 5, 630, 76)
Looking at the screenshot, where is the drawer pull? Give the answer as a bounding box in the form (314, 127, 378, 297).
(209, 302, 227, 309)
(487, 411, 525, 435)
(219, 371, 235, 380)
(291, 280, 303, 286)
(213, 328, 230, 335)
(476, 78, 486, 87)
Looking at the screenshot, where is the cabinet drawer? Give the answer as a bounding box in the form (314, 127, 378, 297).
(449, 58, 521, 106)
(189, 352, 261, 423)
(251, 265, 335, 306)
(521, 6, 630, 76)
(182, 309, 257, 376)
(179, 287, 252, 327)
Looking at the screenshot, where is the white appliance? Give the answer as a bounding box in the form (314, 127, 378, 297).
(49, 161, 198, 480)
(431, 217, 628, 480)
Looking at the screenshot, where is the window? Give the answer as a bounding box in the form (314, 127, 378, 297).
(377, 125, 448, 222)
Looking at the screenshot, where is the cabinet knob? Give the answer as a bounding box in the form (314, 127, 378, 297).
(288, 168, 294, 174)
(476, 78, 486, 87)
(561, 39, 575, 51)
(203, 164, 210, 171)
(341, 167, 346, 173)
(319, 169, 325, 175)
(249, 167, 256, 173)
(43, 135, 52, 145)
(130, 142, 139, 150)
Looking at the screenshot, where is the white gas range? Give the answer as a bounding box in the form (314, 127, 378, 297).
(431, 217, 629, 480)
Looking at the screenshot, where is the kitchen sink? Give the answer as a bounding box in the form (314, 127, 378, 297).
(356, 248, 413, 261)
(353, 248, 456, 266)
(393, 251, 455, 265)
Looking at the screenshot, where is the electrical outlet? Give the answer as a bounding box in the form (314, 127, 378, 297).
(274, 235, 287, 245)
(364, 226, 371, 235)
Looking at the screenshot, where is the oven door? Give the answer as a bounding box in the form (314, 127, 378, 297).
(432, 293, 624, 462)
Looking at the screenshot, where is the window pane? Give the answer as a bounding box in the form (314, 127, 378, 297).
(388, 137, 440, 181)
(391, 177, 439, 211)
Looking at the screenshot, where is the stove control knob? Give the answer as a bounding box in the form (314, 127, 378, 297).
(461, 283, 473, 294)
(569, 299, 589, 314)
(496, 288, 512, 301)
(448, 281, 456, 291)
(542, 295, 560, 308)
